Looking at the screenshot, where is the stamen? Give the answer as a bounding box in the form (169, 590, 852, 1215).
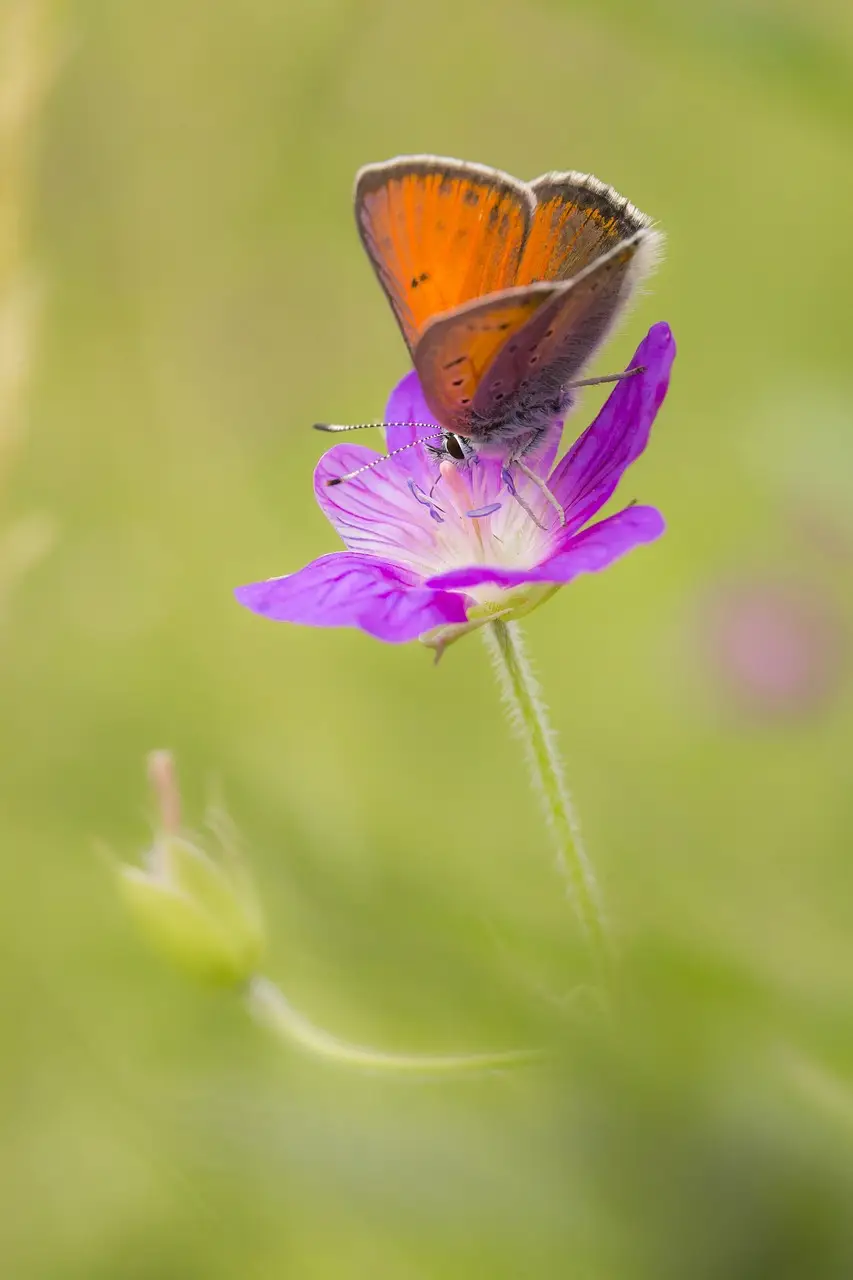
(407, 478, 445, 524)
(466, 503, 502, 519)
(438, 459, 474, 520)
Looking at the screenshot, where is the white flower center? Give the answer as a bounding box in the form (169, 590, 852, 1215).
(393, 460, 556, 592)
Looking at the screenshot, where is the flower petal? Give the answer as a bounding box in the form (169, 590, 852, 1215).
(314, 444, 444, 572)
(549, 322, 675, 531)
(235, 552, 468, 643)
(425, 505, 665, 589)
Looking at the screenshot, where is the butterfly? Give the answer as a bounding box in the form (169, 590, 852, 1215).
(317, 156, 662, 502)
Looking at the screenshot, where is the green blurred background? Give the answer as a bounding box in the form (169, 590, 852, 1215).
(2, 0, 853, 1275)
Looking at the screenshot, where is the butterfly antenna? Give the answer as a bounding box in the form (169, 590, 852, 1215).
(325, 433, 445, 486)
(314, 420, 439, 434)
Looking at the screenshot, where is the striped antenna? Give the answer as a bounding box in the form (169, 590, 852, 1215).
(325, 432, 445, 486)
(314, 420, 439, 434)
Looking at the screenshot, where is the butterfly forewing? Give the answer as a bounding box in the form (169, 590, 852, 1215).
(516, 173, 653, 286)
(355, 157, 533, 353)
(413, 285, 561, 432)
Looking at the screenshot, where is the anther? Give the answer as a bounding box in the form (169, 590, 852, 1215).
(466, 503, 502, 519)
(407, 479, 445, 524)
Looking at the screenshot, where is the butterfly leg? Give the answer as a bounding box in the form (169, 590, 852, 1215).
(511, 457, 566, 527)
(565, 365, 645, 391)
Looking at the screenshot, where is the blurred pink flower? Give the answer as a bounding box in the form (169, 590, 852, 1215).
(701, 579, 846, 720)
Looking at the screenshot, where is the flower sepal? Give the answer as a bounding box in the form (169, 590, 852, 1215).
(421, 585, 560, 657)
(117, 753, 265, 987)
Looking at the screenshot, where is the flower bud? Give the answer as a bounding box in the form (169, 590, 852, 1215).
(118, 752, 264, 986)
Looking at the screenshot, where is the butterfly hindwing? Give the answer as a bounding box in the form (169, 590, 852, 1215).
(413, 285, 561, 432)
(472, 232, 657, 424)
(355, 156, 534, 354)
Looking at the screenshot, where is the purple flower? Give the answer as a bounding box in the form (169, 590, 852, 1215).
(236, 323, 675, 651)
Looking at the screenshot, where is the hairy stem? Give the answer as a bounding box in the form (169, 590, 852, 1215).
(484, 618, 611, 979)
(246, 975, 543, 1074)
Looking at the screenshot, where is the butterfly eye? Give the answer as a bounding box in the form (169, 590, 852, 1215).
(445, 433, 466, 460)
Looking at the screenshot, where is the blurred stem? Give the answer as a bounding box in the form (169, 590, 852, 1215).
(485, 619, 611, 980)
(0, 0, 58, 610)
(246, 975, 543, 1075)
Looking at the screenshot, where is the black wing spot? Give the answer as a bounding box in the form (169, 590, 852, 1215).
(488, 204, 501, 227)
(443, 355, 466, 369)
(451, 378, 464, 387)
(508, 343, 518, 353)
(410, 271, 430, 290)
(460, 397, 471, 406)
(529, 354, 540, 365)
(439, 177, 454, 195)
(494, 391, 505, 401)
(497, 322, 512, 330)
(463, 189, 480, 207)
(545, 328, 554, 337)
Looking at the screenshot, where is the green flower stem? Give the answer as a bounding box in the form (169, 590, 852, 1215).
(246, 975, 543, 1074)
(485, 618, 612, 979)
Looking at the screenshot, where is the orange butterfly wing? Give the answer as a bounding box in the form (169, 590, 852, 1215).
(516, 172, 654, 286)
(355, 157, 663, 441)
(355, 157, 533, 353)
(413, 285, 561, 432)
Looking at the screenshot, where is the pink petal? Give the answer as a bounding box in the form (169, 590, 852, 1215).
(315, 443, 444, 566)
(235, 552, 469, 642)
(549, 322, 675, 532)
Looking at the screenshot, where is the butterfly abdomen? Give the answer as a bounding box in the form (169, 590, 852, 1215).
(462, 384, 575, 458)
